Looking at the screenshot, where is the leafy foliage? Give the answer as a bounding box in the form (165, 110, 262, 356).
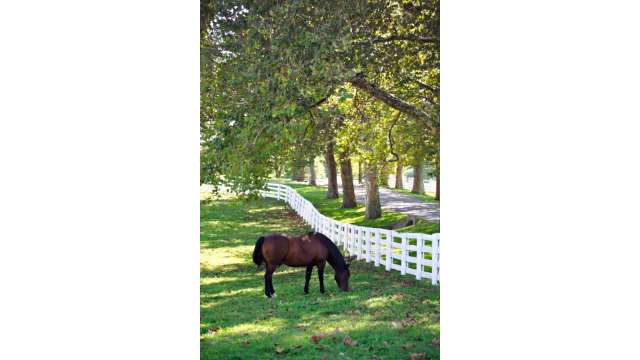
(201, 0, 439, 195)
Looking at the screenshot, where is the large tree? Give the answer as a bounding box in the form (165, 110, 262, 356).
(200, 0, 439, 198)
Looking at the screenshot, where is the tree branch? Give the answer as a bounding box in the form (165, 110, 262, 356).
(348, 73, 436, 131)
(387, 111, 401, 163)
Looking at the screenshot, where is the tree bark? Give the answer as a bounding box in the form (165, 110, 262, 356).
(308, 157, 317, 186)
(324, 142, 339, 199)
(395, 160, 404, 189)
(364, 162, 382, 219)
(339, 152, 357, 208)
(291, 165, 305, 181)
(379, 162, 390, 187)
(275, 164, 282, 178)
(411, 157, 425, 194)
(435, 158, 440, 200)
(291, 158, 306, 181)
(435, 171, 440, 200)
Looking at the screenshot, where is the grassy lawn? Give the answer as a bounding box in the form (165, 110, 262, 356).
(201, 195, 440, 360)
(276, 182, 439, 235)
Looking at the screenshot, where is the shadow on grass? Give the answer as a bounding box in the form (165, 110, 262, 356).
(200, 196, 440, 360)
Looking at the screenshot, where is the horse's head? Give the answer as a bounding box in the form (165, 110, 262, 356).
(335, 255, 355, 291)
(334, 265, 350, 291)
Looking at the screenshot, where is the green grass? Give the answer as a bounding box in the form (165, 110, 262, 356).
(201, 196, 440, 360)
(386, 187, 439, 203)
(276, 182, 439, 235)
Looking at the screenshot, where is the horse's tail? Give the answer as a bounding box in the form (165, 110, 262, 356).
(252, 236, 265, 266)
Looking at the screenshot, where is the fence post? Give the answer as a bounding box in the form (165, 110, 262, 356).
(356, 227, 363, 260)
(416, 235, 423, 280)
(374, 230, 381, 266)
(365, 230, 372, 262)
(385, 230, 392, 271)
(400, 233, 407, 275)
(432, 235, 439, 285)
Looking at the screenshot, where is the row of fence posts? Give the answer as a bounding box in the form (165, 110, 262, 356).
(260, 183, 439, 284)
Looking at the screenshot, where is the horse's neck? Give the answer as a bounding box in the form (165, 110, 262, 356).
(326, 253, 344, 272)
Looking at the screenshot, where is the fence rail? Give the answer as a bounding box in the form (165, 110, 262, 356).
(259, 183, 440, 284)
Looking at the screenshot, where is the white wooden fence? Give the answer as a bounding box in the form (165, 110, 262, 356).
(259, 183, 440, 284)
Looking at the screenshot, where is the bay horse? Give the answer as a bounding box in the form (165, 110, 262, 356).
(252, 232, 351, 298)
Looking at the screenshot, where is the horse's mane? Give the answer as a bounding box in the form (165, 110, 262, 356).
(311, 232, 347, 271)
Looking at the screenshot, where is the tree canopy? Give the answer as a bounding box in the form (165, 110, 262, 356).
(201, 0, 439, 205)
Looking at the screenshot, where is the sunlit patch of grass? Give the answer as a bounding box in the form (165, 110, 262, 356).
(282, 182, 438, 234)
(201, 196, 439, 359)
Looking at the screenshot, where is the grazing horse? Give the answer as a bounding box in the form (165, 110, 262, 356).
(252, 232, 351, 298)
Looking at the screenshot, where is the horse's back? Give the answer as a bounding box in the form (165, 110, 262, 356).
(261, 233, 330, 267)
(261, 234, 289, 263)
(283, 234, 329, 267)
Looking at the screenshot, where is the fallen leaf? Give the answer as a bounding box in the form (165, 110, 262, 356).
(311, 335, 320, 344)
(275, 346, 284, 354)
(343, 336, 354, 346)
(422, 299, 431, 305)
(383, 341, 390, 348)
(207, 326, 220, 334)
(402, 342, 415, 349)
(409, 353, 425, 360)
(295, 324, 307, 331)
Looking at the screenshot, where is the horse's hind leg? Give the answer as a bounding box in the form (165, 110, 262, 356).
(264, 263, 277, 298)
(317, 261, 326, 294)
(304, 266, 313, 294)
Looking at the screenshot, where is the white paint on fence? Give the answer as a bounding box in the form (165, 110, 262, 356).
(259, 183, 440, 284)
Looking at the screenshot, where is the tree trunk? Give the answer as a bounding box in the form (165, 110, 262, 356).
(435, 158, 440, 200)
(395, 160, 403, 189)
(364, 162, 382, 219)
(358, 161, 363, 184)
(379, 162, 390, 187)
(275, 164, 282, 178)
(291, 158, 305, 181)
(411, 157, 425, 194)
(308, 157, 317, 186)
(325, 142, 339, 199)
(435, 171, 440, 200)
(292, 166, 305, 181)
(339, 152, 357, 208)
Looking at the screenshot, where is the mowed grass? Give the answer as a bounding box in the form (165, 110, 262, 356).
(281, 182, 439, 235)
(201, 196, 440, 360)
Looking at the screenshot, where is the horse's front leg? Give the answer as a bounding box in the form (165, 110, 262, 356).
(265, 263, 276, 298)
(304, 265, 313, 294)
(317, 261, 326, 294)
